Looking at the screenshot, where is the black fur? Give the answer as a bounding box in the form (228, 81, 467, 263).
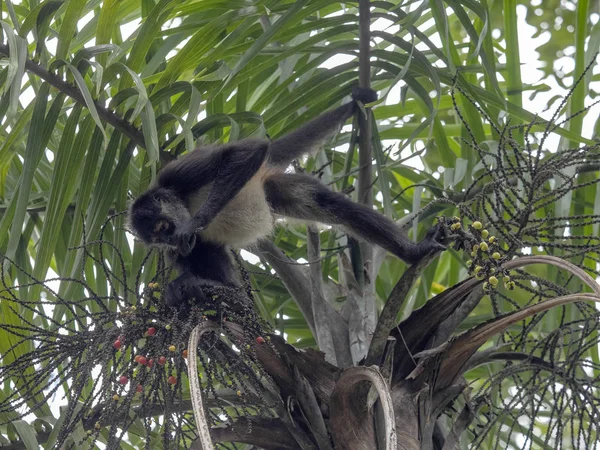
(267, 87, 376, 167)
(172, 139, 269, 255)
(129, 187, 189, 246)
(165, 241, 239, 308)
(129, 87, 445, 309)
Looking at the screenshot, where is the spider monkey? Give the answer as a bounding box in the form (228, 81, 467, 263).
(129, 87, 446, 308)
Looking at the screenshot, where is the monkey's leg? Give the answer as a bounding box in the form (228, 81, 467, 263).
(172, 139, 269, 254)
(166, 241, 240, 308)
(268, 87, 377, 167)
(264, 173, 445, 265)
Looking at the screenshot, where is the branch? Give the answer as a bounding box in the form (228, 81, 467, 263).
(453, 163, 600, 203)
(365, 251, 438, 366)
(357, 0, 372, 194)
(0, 44, 146, 148)
(356, 0, 373, 281)
(256, 240, 316, 334)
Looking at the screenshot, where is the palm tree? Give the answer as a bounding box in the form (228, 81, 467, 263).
(0, 1, 599, 448)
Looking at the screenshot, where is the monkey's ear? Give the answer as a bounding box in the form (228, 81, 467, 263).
(351, 86, 378, 104)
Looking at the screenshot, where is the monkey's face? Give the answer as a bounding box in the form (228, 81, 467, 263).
(128, 187, 191, 249)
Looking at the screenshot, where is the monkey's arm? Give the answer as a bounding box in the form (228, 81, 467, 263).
(267, 87, 377, 167)
(264, 173, 445, 264)
(173, 139, 269, 254)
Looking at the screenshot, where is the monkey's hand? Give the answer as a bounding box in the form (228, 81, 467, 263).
(351, 86, 378, 105)
(174, 221, 201, 256)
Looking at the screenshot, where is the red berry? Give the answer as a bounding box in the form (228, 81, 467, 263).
(158, 356, 167, 365)
(113, 340, 122, 350)
(182, 349, 188, 359)
(138, 356, 147, 366)
(167, 376, 177, 385)
(147, 359, 154, 368)
(147, 327, 156, 336)
(134, 355, 142, 363)
(255, 336, 265, 344)
(136, 384, 143, 392)
(119, 375, 128, 385)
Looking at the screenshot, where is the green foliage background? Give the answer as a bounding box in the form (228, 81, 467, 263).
(0, 0, 598, 448)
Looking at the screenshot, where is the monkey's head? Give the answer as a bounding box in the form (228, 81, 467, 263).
(128, 187, 191, 249)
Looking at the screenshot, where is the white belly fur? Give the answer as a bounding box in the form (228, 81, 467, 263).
(187, 168, 274, 248)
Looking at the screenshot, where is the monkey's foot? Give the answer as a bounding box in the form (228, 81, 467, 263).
(413, 223, 447, 262)
(424, 223, 448, 251)
(351, 86, 378, 104)
(165, 273, 208, 309)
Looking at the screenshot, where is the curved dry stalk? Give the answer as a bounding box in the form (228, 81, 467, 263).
(503, 255, 600, 294)
(187, 322, 221, 450)
(470, 293, 600, 337)
(330, 366, 397, 450)
(421, 254, 600, 355)
(436, 293, 600, 390)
